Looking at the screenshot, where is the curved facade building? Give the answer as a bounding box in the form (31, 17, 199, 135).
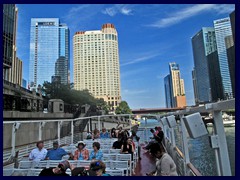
(73, 23, 121, 110)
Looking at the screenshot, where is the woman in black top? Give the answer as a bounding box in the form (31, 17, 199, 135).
(120, 138, 135, 160)
(110, 128, 117, 138)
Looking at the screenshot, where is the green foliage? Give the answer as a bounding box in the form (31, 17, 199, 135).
(42, 81, 109, 112)
(115, 101, 132, 114)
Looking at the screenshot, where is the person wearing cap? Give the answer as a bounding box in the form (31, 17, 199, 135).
(73, 141, 89, 160)
(90, 160, 110, 176)
(39, 160, 71, 176)
(89, 142, 103, 160)
(29, 141, 47, 162)
(100, 127, 110, 139)
(46, 141, 72, 160)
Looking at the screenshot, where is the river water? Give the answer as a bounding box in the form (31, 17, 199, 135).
(138, 119, 235, 176)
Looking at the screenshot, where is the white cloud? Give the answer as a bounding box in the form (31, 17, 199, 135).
(121, 52, 161, 66)
(102, 7, 117, 17)
(102, 5, 133, 17)
(122, 89, 147, 95)
(149, 4, 235, 28)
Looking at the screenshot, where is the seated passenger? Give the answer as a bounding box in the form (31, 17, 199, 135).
(120, 138, 135, 160)
(92, 129, 100, 140)
(39, 160, 71, 176)
(90, 160, 111, 176)
(46, 141, 71, 160)
(146, 143, 178, 176)
(74, 141, 89, 160)
(110, 128, 117, 138)
(89, 142, 103, 160)
(29, 141, 47, 162)
(112, 136, 123, 149)
(100, 127, 110, 139)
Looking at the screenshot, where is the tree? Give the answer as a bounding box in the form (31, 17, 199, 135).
(115, 101, 132, 114)
(41, 81, 110, 114)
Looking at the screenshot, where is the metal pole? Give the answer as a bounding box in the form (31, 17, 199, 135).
(71, 120, 74, 144)
(11, 124, 16, 157)
(39, 122, 42, 141)
(129, 115, 132, 132)
(58, 121, 62, 144)
(98, 116, 101, 131)
(213, 110, 232, 176)
(180, 115, 190, 175)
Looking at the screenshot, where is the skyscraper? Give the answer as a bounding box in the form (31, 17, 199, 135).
(73, 23, 121, 110)
(164, 75, 172, 108)
(29, 18, 69, 89)
(226, 11, 235, 98)
(3, 4, 18, 80)
(214, 17, 233, 99)
(8, 57, 23, 86)
(164, 63, 186, 108)
(191, 27, 217, 104)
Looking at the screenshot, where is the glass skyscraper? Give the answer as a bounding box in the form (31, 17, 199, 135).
(214, 17, 233, 99)
(29, 18, 69, 89)
(3, 4, 18, 80)
(191, 27, 217, 104)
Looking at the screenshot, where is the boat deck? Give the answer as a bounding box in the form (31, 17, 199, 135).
(133, 144, 156, 176)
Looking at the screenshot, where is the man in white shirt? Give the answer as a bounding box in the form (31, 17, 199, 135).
(29, 141, 47, 162)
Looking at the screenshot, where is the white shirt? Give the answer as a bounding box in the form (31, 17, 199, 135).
(29, 148, 47, 161)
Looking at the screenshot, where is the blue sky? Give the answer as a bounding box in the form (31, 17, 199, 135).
(16, 4, 235, 109)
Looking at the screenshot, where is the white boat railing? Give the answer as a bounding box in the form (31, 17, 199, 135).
(3, 99, 234, 176)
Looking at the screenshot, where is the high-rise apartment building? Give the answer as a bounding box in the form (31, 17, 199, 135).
(191, 27, 217, 104)
(164, 63, 186, 108)
(29, 18, 69, 89)
(214, 17, 233, 99)
(3, 4, 18, 80)
(73, 23, 121, 110)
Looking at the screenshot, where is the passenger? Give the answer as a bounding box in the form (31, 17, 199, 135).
(89, 142, 103, 160)
(130, 131, 141, 160)
(112, 136, 123, 149)
(90, 160, 111, 176)
(86, 131, 92, 139)
(120, 138, 135, 160)
(73, 141, 89, 160)
(92, 129, 100, 140)
(146, 143, 178, 176)
(156, 126, 164, 143)
(116, 126, 123, 138)
(46, 141, 72, 160)
(110, 128, 117, 138)
(72, 160, 111, 176)
(143, 129, 161, 150)
(39, 160, 71, 176)
(100, 127, 110, 139)
(29, 141, 47, 162)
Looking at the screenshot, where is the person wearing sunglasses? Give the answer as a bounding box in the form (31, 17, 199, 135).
(39, 160, 71, 176)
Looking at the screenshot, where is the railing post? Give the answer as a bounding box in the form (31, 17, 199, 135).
(11, 123, 21, 157)
(71, 120, 74, 144)
(38, 122, 45, 141)
(58, 121, 62, 144)
(212, 110, 232, 176)
(180, 114, 190, 176)
(98, 116, 101, 131)
(129, 115, 132, 132)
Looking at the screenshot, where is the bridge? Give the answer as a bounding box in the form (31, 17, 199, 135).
(131, 107, 185, 114)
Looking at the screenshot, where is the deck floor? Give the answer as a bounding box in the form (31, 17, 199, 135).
(133, 143, 156, 176)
